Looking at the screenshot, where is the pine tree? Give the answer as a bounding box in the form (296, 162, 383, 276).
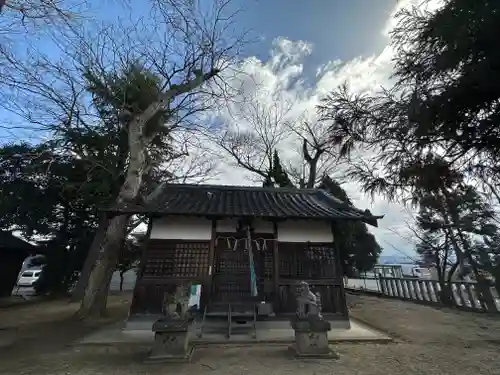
(261, 152, 382, 275)
(262, 150, 294, 188)
(413, 156, 498, 307)
(319, 176, 382, 275)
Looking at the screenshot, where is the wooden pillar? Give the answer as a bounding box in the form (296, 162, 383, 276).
(272, 221, 280, 310)
(201, 218, 217, 310)
(331, 222, 350, 319)
(129, 214, 154, 315)
(137, 215, 154, 279)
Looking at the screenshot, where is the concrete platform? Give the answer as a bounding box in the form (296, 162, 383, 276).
(124, 313, 352, 331)
(76, 318, 392, 351)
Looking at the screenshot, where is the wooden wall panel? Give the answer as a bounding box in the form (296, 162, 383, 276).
(130, 239, 210, 315)
(277, 242, 337, 280)
(142, 239, 210, 280)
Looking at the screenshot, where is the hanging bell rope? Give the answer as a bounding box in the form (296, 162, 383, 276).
(214, 236, 278, 253)
(214, 236, 239, 251)
(253, 239, 261, 252)
(252, 238, 278, 252)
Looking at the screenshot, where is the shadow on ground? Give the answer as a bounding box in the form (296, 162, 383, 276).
(0, 293, 132, 364)
(1, 293, 500, 375)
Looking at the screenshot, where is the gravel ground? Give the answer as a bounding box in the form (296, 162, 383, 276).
(1, 293, 499, 375)
(347, 293, 500, 345)
(2, 342, 498, 375)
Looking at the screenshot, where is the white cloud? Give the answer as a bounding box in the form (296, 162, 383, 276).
(270, 37, 313, 70)
(185, 0, 447, 257)
(382, 0, 444, 38)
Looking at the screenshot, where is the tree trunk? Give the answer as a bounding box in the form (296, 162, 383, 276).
(447, 262, 459, 285)
(441, 187, 497, 311)
(77, 214, 130, 318)
(302, 139, 323, 189)
(76, 69, 220, 319)
(494, 273, 500, 298)
(466, 255, 497, 312)
(491, 262, 500, 297)
(77, 107, 147, 318)
(436, 269, 453, 306)
(70, 215, 110, 302)
(119, 271, 124, 292)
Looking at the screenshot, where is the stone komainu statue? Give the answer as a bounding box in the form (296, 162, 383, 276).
(295, 281, 323, 319)
(162, 284, 191, 320)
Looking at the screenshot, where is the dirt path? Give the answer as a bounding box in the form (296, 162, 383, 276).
(1, 293, 499, 375)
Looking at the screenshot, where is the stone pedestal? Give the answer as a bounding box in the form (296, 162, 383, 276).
(289, 317, 337, 359)
(146, 319, 194, 363)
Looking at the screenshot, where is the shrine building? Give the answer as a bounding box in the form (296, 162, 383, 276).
(108, 184, 383, 336)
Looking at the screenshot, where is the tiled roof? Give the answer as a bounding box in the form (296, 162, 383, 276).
(110, 184, 383, 226)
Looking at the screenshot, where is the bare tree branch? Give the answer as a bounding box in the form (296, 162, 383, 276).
(209, 89, 294, 179)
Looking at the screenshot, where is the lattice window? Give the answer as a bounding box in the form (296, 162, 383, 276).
(143, 249, 175, 278)
(305, 246, 335, 261)
(173, 242, 210, 278)
(142, 240, 210, 279)
(279, 243, 336, 279)
(214, 240, 249, 275)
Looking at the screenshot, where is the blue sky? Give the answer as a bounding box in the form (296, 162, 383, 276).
(232, 0, 396, 62)
(1, 0, 398, 141)
(203, 0, 418, 258)
(1, 0, 398, 139)
(1, 0, 429, 259)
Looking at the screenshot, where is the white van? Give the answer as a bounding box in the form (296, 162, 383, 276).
(402, 265, 431, 279)
(17, 268, 43, 286)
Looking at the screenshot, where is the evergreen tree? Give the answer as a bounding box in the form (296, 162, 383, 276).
(415, 232, 440, 268)
(412, 155, 498, 306)
(318, 0, 500, 201)
(475, 234, 500, 296)
(262, 150, 294, 188)
(0, 65, 174, 296)
(0, 142, 99, 295)
(319, 176, 382, 275)
(261, 153, 381, 275)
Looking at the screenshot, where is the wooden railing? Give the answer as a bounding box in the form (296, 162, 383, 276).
(377, 276, 500, 313)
